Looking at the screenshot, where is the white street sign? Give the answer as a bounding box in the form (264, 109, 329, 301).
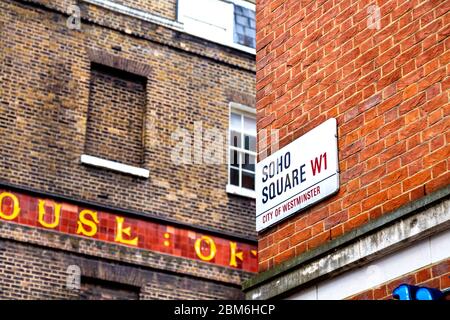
(256, 118, 339, 232)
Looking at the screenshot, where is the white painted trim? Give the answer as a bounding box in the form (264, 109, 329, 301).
(229, 102, 256, 115)
(229, 0, 256, 10)
(80, 154, 149, 178)
(226, 184, 256, 199)
(82, 0, 184, 30)
(430, 229, 450, 263)
(82, 0, 256, 55)
(287, 228, 450, 300)
(287, 286, 318, 300)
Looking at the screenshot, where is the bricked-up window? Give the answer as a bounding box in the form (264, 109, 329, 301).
(83, 63, 148, 176)
(80, 277, 140, 300)
(233, 5, 256, 49)
(228, 105, 256, 198)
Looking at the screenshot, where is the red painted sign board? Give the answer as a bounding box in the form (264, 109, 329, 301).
(0, 189, 257, 272)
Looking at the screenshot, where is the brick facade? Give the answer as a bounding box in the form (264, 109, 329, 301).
(109, 0, 177, 20)
(255, 0, 449, 272)
(0, 237, 244, 299)
(0, 0, 257, 299)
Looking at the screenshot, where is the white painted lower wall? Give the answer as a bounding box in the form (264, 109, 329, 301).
(287, 227, 450, 300)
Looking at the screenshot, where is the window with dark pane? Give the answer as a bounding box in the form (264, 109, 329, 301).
(233, 5, 256, 49)
(242, 171, 255, 190)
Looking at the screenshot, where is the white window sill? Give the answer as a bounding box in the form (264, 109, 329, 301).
(226, 184, 256, 199)
(80, 155, 149, 178)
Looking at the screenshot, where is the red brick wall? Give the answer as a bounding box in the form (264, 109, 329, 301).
(349, 258, 450, 300)
(256, 0, 449, 271)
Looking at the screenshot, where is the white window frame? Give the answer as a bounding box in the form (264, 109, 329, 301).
(177, 0, 256, 55)
(226, 102, 256, 199)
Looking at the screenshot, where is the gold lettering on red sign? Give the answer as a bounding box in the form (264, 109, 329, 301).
(194, 236, 217, 261)
(0, 192, 20, 221)
(229, 241, 244, 267)
(0, 189, 258, 272)
(76, 209, 99, 237)
(163, 232, 170, 247)
(114, 216, 138, 246)
(38, 199, 61, 229)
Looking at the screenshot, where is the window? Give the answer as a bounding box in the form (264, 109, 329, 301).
(227, 104, 256, 198)
(233, 5, 256, 49)
(178, 0, 256, 53)
(81, 63, 149, 178)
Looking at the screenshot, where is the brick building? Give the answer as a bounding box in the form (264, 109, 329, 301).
(0, 0, 258, 299)
(243, 0, 449, 300)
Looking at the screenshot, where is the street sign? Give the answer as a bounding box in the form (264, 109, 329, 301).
(255, 118, 340, 232)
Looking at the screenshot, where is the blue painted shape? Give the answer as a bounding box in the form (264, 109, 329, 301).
(392, 284, 420, 300)
(415, 287, 444, 300)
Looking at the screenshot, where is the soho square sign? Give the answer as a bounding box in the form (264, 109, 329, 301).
(256, 118, 340, 232)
